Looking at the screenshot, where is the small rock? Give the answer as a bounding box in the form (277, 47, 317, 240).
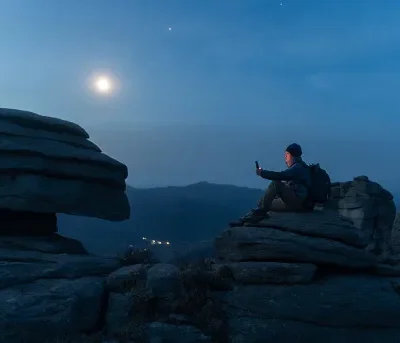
(106, 264, 150, 293)
(146, 264, 182, 298)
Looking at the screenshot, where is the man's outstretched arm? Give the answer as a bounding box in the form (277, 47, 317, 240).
(259, 166, 298, 181)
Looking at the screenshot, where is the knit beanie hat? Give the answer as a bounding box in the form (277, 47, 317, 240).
(285, 143, 302, 157)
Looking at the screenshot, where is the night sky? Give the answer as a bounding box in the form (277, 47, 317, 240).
(0, 0, 398, 190)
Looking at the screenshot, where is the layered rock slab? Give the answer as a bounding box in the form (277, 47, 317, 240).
(251, 210, 362, 247)
(0, 234, 120, 342)
(0, 174, 129, 221)
(0, 108, 130, 221)
(328, 176, 396, 252)
(221, 275, 400, 343)
(0, 108, 90, 137)
(216, 211, 378, 268)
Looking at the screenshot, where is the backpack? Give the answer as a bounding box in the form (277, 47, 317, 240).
(307, 163, 331, 204)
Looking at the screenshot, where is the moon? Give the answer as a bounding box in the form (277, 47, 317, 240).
(94, 76, 112, 94)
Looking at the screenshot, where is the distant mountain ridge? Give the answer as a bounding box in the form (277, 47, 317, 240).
(58, 182, 263, 256)
(58, 181, 399, 257)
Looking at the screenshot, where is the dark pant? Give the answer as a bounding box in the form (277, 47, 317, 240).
(258, 181, 304, 212)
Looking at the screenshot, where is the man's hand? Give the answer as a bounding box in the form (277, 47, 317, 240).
(256, 168, 262, 176)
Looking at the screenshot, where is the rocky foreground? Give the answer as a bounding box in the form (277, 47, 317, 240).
(3, 208, 400, 343)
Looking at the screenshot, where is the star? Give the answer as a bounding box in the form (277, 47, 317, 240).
(168, 27, 172, 31)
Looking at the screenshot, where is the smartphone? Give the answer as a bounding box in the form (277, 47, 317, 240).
(255, 161, 259, 169)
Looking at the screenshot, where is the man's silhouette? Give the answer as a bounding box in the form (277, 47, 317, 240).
(231, 143, 311, 226)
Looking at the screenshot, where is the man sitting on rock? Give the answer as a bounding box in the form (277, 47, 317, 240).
(230, 143, 311, 227)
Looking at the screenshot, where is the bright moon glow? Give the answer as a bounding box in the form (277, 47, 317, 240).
(94, 76, 112, 94)
(87, 71, 120, 98)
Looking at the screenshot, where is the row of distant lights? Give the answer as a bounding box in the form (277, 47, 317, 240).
(142, 237, 170, 245)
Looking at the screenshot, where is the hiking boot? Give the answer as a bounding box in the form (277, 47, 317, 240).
(244, 213, 270, 226)
(229, 208, 265, 227)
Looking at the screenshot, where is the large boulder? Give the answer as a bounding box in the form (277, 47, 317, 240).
(0, 234, 120, 342)
(0, 108, 130, 222)
(328, 176, 396, 255)
(215, 210, 379, 269)
(220, 274, 400, 343)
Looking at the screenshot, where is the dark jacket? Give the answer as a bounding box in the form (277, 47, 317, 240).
(260, 158, 311, 199)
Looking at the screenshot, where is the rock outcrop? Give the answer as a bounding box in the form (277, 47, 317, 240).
(0, 108, 130, 223)
(0, 234, 121, 343)
(328, 176, 396, 255)
(211, 209, 400, 342)
(215, 210, 393, 271)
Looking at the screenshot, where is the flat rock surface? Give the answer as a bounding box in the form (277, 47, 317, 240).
(0, 120, 100, 151)
(253, 210, 363, 247)
(215, 226, 377, 268)
(0, 108, 89, 138)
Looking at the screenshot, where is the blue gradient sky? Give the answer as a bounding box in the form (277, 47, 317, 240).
(0, 0, 399, 189)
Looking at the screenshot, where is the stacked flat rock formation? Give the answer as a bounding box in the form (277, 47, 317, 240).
(215, 210, 384, 269)
(328, 175, 396, 255)
(0, 110, 134, 342)
(0, 108, 130, 229)
(211, 210, 400, 342)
